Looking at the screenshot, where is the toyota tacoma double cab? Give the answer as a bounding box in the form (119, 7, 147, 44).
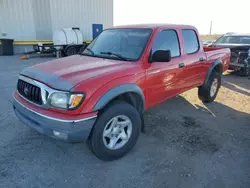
(13, 24, 230, 161)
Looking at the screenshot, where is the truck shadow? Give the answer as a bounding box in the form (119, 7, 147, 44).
(143, 95, 250, 156)
(222, 73, 250, 96)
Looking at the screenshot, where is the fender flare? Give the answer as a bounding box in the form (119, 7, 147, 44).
(204, 59, 223, 85)
(92, 84, 145, 112)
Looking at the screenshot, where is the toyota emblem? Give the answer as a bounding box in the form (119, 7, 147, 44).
(24, 87, 29, 96)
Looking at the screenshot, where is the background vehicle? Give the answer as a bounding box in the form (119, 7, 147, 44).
(202, 40, 215, 46)
(210, 33, 250, 76)
(13, 24, 230, 161)
(24, 28, 89, 57)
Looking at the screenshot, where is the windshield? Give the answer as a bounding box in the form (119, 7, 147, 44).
(215, 35, 250, 45)
(82, 28, 152, 61)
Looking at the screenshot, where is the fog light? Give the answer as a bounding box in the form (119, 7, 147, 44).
(53, 130, 68, 140)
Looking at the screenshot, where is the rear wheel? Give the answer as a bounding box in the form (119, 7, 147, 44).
(88, 101, 141, 161)
(198, 71, 221, 103)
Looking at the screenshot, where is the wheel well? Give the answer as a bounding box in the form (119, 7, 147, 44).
(213, 63, 223, 74)
(99, 92, 145, 132)
(109, 92, 144, 114)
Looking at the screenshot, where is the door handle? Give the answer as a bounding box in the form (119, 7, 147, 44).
(199, 57, 205, 61)
(179, 63, 185, 68)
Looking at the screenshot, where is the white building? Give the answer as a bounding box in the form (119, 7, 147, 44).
(0, 0, 113, 53)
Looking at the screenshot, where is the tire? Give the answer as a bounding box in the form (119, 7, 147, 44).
(198, 71, 221, 103)
(240, 67, 250, 77)
(88, 101, 141, 161)
(65, 46, 77, 56)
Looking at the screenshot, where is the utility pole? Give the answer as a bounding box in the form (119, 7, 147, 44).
(209, 21, 212, 35)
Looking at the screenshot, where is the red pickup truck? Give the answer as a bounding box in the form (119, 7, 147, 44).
(13, 24, 230, 161)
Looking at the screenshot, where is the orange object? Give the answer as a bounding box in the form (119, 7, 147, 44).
(19, 55, 29, 60)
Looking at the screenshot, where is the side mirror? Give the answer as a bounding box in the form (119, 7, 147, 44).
(151, 50, 171, 63)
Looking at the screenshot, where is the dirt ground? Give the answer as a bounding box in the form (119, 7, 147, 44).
(200, 34, 222, 41)
(0, 56, 250, 188)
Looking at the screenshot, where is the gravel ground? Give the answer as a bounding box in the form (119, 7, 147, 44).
(0, 56, 250, 188)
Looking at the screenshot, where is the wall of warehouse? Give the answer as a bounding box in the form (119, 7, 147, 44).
(0, 0, 113, 41)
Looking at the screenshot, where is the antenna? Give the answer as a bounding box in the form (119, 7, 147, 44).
(209, 21, 212, 35)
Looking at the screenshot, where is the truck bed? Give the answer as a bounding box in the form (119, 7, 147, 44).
(203, 46, 231, 72)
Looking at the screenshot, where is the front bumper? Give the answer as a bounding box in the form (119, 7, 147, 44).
(13, 95, 97, 142)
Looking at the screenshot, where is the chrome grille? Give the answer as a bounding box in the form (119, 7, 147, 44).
(17, 79, 42, 105)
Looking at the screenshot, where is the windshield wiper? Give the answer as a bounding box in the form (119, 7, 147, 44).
(100, 51, 129, 61)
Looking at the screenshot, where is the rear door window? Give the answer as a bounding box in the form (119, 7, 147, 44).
(182, 29, 199, 54)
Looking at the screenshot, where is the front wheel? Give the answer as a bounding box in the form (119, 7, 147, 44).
(239, 67, 250, 77)
(88, 101, 141, 161)
(198, 71, 221, 103)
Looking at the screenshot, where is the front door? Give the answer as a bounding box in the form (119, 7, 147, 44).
(145, 29, 184, 108)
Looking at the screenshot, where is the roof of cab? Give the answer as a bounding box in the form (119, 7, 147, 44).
(112, 23, 196, 30)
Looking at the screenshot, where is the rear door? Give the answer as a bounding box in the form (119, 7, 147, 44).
(145, 29, 184, 107)
(180, 29, 206, 89)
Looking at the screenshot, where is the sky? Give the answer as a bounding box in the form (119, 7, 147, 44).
(114, 0, 250, 35)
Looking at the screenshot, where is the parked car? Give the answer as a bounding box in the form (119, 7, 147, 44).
(12, 24, 231, 161)
(202, 40, 215, 46)
(210, 33, 250, 76)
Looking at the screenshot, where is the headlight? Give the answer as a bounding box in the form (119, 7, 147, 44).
(49, 92, 68, 109)
(49, 92, 85, 109)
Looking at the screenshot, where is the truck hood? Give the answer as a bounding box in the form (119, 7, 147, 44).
(20, 55, 138, 91)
